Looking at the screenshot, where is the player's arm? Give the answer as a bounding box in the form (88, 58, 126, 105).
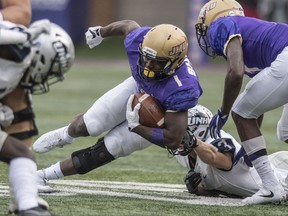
(221, 36, 244, 115)
(85, 20, 140, 48)
(132, 109, 188, 150)
(192, 139, 233, 170)
(100, 20, 140, 37)
(0, 0, 31, 26)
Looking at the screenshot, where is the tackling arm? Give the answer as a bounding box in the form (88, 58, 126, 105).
(192, 139, 233, 170)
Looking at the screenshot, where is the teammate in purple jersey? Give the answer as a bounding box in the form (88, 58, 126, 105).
(32, 20, 202, 189)
(195, 0, 288, 205)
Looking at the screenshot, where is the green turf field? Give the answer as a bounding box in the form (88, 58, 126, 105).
(0, 58, 287, 215)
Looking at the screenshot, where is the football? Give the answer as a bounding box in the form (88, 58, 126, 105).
(132, 92, 165, 128)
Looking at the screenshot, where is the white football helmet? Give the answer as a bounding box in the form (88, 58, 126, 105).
(21, 21, 75, 94)
(187, 104, 213, 142)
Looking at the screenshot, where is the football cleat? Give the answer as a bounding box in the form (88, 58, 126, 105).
(241, 184, 286, 205)
(37, 169, 58, 193)
(9, 196, 49, 215)
(33, 126, 74, 153)
(19, 206, 54, 216)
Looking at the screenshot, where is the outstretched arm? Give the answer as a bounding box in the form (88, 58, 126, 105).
(85, 20, 140, 49)
(100, 20, 141, 38)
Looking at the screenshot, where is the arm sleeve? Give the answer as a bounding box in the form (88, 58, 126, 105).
(208, 18, 242, 57)
(0, 28, 28, 44)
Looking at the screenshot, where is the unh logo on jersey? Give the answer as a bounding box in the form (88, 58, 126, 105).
(189, 115, 209, 126)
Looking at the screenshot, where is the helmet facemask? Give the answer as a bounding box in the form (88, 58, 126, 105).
(138, 45, 178, 82)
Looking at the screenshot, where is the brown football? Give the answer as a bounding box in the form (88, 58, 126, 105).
(132, 93, 165, 128)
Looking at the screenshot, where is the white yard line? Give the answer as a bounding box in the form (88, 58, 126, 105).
(0, 180, 244, 206)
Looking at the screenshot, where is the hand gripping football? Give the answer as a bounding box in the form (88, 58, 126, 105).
(132, 93, 165, 128)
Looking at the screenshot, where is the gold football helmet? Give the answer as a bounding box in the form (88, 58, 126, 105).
(138, 24, 188, 81)
(195, 0, 244, 57)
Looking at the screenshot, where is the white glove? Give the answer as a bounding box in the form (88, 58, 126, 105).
(27, 19, 51, 41)
(85, 26, 103, 48)
(0, 103, 14, 127)
(126, 95, 141, 131)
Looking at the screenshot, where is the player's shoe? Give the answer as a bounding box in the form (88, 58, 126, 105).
(19, 206, 54, 216)
(33, 126, 74, 153)
(9, 196, 49, 215)
(242, 184, 286, 205)
(37, 169, 58, 193)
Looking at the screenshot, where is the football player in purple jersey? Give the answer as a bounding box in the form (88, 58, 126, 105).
(33, 20, 202, 189)
(195, 0, 288, 204)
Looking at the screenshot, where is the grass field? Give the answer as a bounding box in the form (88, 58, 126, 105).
(0, 57, 288, 215)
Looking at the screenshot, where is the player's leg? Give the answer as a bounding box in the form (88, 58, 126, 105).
(231, 57, 288, 204)
(33, 77, 138, 153)
(37, 121, 151, 188)
(277, 104, 288, 143)
(1, 87, 38, 148)
(0, 131, 51, 214)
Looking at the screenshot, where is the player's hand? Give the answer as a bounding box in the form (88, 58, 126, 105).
(27, 19, 51, 41)
(126, 95, 141, 131)
(0, 103, 14, 127)
(184, 169, 202, 194)
(177, 128, 198, 156)
(85, 26, 103, 48)
(209, 108, 229, 139)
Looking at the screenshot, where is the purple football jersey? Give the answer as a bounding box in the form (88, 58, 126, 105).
(124, 27, 203, 111)
(208, 16, 288, 77)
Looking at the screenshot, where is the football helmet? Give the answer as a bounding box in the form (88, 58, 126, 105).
(21, 22, 75, 94)
(187, 104, 213, 142)
(195, 0, 244, 57)
(138, 24, 188, 82)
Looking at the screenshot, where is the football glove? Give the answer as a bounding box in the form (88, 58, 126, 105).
(184, 169, 202, 194)
(0, 103, 14, 128)
(27, 19, 51, 41)
(126, 95, 141, 131)
(209, 108, 229, 139)
(177, 128, 198, 156)
(85, 26, 103, 48)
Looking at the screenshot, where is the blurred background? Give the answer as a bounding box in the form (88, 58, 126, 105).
(30, 0, 288, 63)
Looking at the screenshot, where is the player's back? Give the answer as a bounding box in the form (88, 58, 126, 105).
(209, 16, 288, 75)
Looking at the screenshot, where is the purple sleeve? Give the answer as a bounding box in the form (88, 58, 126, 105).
(208, 18, 240, 57)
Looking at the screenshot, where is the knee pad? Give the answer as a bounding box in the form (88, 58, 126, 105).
(8, 106, 38, 140)
(2, 89, 38, 140)
(71, 138, 115, 174)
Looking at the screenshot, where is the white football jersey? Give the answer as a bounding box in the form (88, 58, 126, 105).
(0, 21, 35, 99)
(176, 131, 288, 198)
